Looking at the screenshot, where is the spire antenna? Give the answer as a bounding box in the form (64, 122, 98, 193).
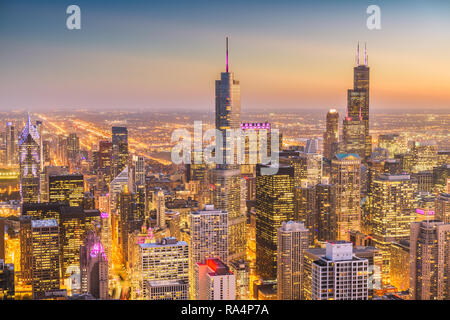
(226, 36, 229, 72)
(365, 42, 367, 66)
(357, 42, 360, 66)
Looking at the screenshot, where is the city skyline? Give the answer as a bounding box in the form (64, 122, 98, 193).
(0, 0, 449, 304)
(1, 1, 450, 112)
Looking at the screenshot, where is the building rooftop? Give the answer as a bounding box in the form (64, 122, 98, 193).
(31, 219, 58, 228)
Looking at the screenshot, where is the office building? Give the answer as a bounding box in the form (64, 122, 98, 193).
(137, 237, 189, 300)
(277, 221, 309, 300)
(410, 220, 450, 300)
(19, 115, 41, 204)
(80, 231, 108, 300)
(111, 127, 128, 179)
(31, 219, 61, 300)
(323, 109, 339, 160)
(48, 174, 84, 207)
(256, 164, 295, 280)
(371, 174, 417, 285)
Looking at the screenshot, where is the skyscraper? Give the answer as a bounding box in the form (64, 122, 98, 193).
(156, 188, 166, 229)
(212, 38, 245, 262)
(137, 237, 189, 300)
(323, 109, 339, 160)
(31, 219, 62, 300)
(212, 168, 245, 261)
(111, 127, 128, 179)
(80, 231, 109, 300)
(66, 133, 80, 164)
(410, 220, 450, 300)
(19, 114, 41, 204)
(256, 164, 295, 280)
(190, 205, 228, 299)
(436, 193, 450, 223)
(277, 221, 309, 300)
(343, 43, 371, 159)
(331, 154, 361, 241)
(48, 174, 84, 207)
(5, 122, 17, 167)
(196, 258, 236, 300)
(215, 37, 241, 168)
(371, 174, 417, 285)
(311, 241, 369, 300)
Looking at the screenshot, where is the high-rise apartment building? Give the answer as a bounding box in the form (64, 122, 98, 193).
(311, 241, 369, 300)
(190, 205, 228, 299)
(277, 221, 309, 300)
(196, 258, 236, 300)
(137, 237, 189, 300)
(331, 154, 361, 240)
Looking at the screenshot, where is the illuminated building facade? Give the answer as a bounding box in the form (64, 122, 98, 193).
(311, 241, 369, 300)
(97, 140, 112, 193)
(147, 280, 188, 300)
(31, 219, 61, 300)
(229, 259, 249, 300)
(111, 127, 128, 179)
(212, 168, 245, 261)
(190, 205, 228, 299)
(389, 240, 410, 292)
(256, 164, 295, 280)
(59, 207, 100, 293)
(0, 259, 14, 300)
(137, 237, 189, 300)
(215, 37, 241, 169)
(410, 220, 450, 300)
(48, 174, 84, 207)
(19, 115, 41, 204)
(331, 154, 361, 241)
(5, 122, 17, 167)
(343, 44, 371, 159)
(378, 134, 407, 158)
(371, 174, 417, 285)
(80, 231, 108, 300)
(315, 183, 337, 242)
(277, 221, 309, 300)
(196, 258, 235, 300)
(436, 193, 450, 223)
(323, 109, 339, 160)
(433, 165, 450, 194)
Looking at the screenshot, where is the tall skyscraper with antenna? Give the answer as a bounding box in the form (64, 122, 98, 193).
(212, 37, 246, 262)
(19, 114, 41, 204)
(343, 43, 371, 159)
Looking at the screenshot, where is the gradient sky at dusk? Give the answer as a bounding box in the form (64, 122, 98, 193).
(0, 0, 449, 112)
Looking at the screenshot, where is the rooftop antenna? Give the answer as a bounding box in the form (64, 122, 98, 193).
(226, 36, 229, 72)
(357, 42, 360, 66)
(364, 42, 367, 66)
